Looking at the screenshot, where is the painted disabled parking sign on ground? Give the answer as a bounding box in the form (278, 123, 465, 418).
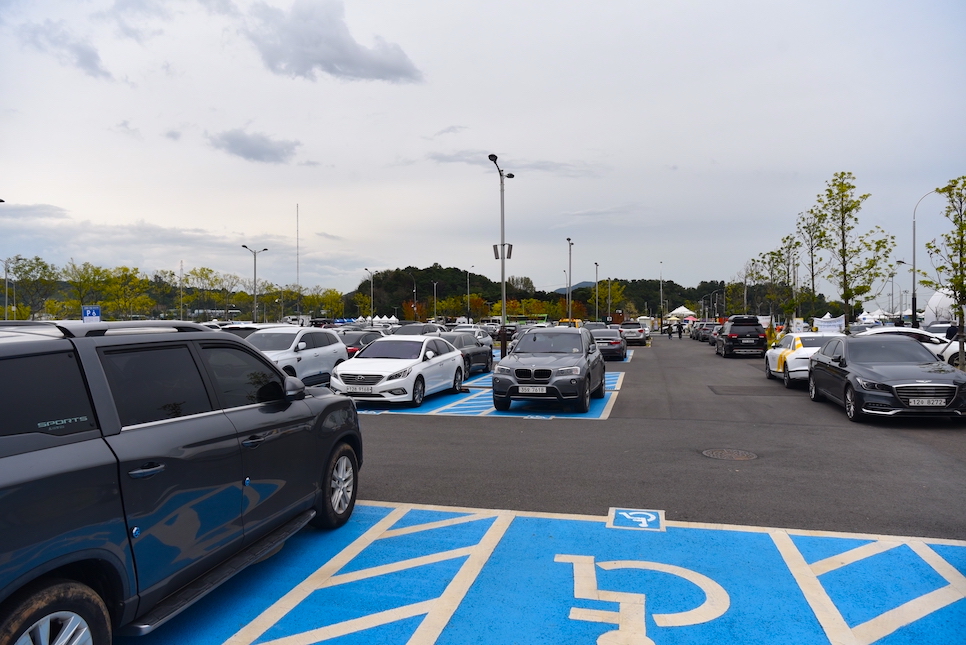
(123, 502, 966, 645)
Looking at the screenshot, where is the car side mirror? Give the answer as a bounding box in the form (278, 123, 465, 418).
(296, 341, 307, 352)
(424, 350, 436, 361)
(589, 343, 597, 353)
(832, 355, 846, 366)
(284, 376, 306, 401)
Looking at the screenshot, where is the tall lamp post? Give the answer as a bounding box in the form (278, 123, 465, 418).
(566, 238, 573, 320)
(911, 189, 939, 328)
(432, 281, 439, 321)
(659, 261, 664, 331)
(488, 154, 514, 357)
(406, 272, 417, 320)
(466, 265, 474, 321)
(242, 245, 267, 323)
(364, 268, 376, 321)
(594, 262, 599, 322)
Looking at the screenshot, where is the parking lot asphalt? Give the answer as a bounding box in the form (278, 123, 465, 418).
(359, 334, 966, 540)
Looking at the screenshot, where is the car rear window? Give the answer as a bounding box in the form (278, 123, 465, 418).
(0, 352, 98, 437)
(799, 337, 828, 347)
(620, 322, 641, 328)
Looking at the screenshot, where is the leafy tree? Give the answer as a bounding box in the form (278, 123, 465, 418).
(103, 266, 154, 320)
(796, 210, 828, 320)
(319, 289, 345, 319)
(8, 256, 59, 320)
(923, 176, 966, 368)
(217, 273, 242, 319)
(508, 276, 535, 293)
(62, 259, 108, 311)
(813, 172, 894, 326)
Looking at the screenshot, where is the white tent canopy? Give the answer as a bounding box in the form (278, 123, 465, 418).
(668, 305, 696, 317)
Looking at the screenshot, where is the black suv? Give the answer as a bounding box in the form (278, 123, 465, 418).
(715, 315, 767, 357)
(0, 321, 363, 644)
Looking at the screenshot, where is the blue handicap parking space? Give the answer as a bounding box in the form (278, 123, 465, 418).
(357, 371, 623, 420)
(126, 502, 966, 645)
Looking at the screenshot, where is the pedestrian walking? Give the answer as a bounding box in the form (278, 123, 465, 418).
(667, 324, 673, 340)
(676, 322, 683, 339)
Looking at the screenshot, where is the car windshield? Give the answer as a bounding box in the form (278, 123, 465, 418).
(394, 325, 425, 335)
(356, 340, 422, 359)
(592, 330, 620, 339)
(246, 332, 297, 351)
(513, 332, 582, 353)
(799, 336, 829, 348)
(620, 322, 640, 328)
(849, 340, 937, 363)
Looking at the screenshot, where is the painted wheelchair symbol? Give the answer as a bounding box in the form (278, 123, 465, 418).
(555, 554, 730, 645)
(618, 511, 658, 529)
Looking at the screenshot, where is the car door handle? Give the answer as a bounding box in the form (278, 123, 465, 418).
(242, 436, 265, 448)
(128, 463, 165, 479)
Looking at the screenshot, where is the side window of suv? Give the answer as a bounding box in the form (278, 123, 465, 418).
(201, 346, 285, 408)
(100, 346, 212, 426)
(0, 352, 98, 438)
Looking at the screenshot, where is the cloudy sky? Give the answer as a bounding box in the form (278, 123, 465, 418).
(1, 0, 964, 309)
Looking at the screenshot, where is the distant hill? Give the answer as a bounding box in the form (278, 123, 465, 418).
(553, 281, 595, 295)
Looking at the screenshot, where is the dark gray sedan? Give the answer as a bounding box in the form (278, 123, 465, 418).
(491, 327, 606, 413)
(808, 334, 966, 422)
(590, 328, 627, 360)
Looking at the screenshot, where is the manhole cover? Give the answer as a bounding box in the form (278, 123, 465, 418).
(702, 448, 758, 460)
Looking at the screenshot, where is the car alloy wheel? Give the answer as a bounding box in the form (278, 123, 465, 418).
(484, 353, 493, 372)
(464, 356, 472, 375)
(311, 443, 357, 528)
(782, 365, 792, 389)
(845, 385, 863, 422)
(410, 377, 425, 407)
(808, 374, 824, 402)
(451, 368, 463, 393)
(764, 358, 774, 379)
(576, 380, 591, 413)
(0, 581, 112, 645)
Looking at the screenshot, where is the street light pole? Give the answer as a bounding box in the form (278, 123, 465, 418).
(488, 154, 514, 357)
(466, 265, 473, 321)
(911, 189, 939, 328)
(242, 245, 267, 323)
(659, 261, 664, 331)
(406, 272, 417, 320)
(594, 262, 599, 321)
(432, 281, 439, 321)
(566, 238, 573, 320)
(365, 268, 376, 321)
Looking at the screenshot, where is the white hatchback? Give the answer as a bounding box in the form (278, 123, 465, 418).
(246, 327, 348, 386)
(330, 336, 464, 407)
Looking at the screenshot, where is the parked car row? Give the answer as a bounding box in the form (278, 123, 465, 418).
(758, 323, 966, 422)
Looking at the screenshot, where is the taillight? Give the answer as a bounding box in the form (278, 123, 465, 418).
(728, 333, 738, 338)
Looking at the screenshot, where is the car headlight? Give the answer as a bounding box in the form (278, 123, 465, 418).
(386, 367, 412, 381)
(495, 365, 513, 375)
(856, 377, 891, 392)
(557, 366, 581, 376)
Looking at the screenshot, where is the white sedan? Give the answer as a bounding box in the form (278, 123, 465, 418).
(765, 332, 844, 387)
(853, 326, 959, 364)
(329, 336, 464, 407)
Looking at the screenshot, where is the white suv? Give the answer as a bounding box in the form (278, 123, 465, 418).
(247, 327, 348, 386)
(619, 321, 649, 345)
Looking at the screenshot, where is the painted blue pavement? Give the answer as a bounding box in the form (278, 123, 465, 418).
(355, 371, 623, 419)
(121, 502, 966, 645)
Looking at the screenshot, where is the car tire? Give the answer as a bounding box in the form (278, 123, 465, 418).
(463, 356, 472, 376)
(575, 380, 591, 413)
(310, 442, 357, 529)
(764, 358, 774, 379)
(949, 354, 961, 367)
(591, 371, 606, 399)
(0, 580, 112, 645)
(782, 365, 793, 388)
(450, 367, 464, 394)
(410, 376, 425, 407)
(484, 353, 493, 372)
(844, 385, 863, 422)
(808, 374, 824, 402)
(493, 396, 511, 411)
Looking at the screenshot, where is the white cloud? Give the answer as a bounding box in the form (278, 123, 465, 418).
(207, 128, 301, 163)
(18, 19, 113, 79)
(244, 0, 422, 82)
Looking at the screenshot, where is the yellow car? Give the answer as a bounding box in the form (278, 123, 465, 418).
(765, 332, 844, 387)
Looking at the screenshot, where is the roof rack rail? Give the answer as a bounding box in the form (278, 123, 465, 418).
(54, 320, 212, 338)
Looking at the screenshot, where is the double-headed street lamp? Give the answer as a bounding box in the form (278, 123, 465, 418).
(466, 265, 474, 321)
(488, 154, 514, 357)
(911, 189, 940, 328)
(406, 271, 417, 320)
(242, 245, 267, 323)
(364, 268, 376, 321)
(566, 240, 575, 320)
(594, 262, 599, 321)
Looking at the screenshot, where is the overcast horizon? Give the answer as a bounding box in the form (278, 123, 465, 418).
(2, 0, 963, 313)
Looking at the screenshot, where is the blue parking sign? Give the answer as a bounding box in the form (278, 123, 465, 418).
(82, 305, 101, 323)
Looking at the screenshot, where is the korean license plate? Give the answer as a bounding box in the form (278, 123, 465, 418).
(741, 339, 755, 344)
(518, 386, 547, 394)
(346, 385, 373, 393)
(910, 398, 945, 406)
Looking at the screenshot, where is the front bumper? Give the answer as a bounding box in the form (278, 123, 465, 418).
(329, 373, 413, 403)
(855, 387, 966, 417)
(492, 375, 587, 402)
